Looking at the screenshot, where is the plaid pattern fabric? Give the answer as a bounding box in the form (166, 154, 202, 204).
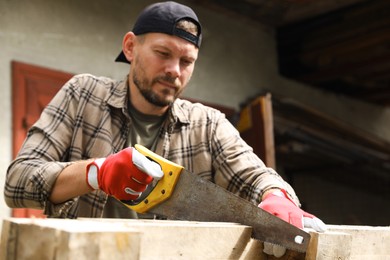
(5, 74, 298, 218)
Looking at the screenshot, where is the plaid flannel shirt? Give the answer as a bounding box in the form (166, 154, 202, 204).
(5, 74, 298, 218)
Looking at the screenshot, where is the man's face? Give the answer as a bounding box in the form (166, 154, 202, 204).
(130, 33, 199, 107)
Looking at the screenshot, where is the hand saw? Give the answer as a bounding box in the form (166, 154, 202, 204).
(121, 144, 310, 252)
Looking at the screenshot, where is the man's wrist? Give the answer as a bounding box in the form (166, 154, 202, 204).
(86, 158, 105, 190)
(86, 163, 99, 190)
(262, 188, 284, 201)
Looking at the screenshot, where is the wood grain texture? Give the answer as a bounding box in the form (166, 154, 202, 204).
(2, 219, 389, 259)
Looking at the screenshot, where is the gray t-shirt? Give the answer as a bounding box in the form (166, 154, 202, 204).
(102, 101, 166, 219)
(127, 101, 166, 150)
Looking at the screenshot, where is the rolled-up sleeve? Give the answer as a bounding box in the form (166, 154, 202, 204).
(5, 77, 80, 215)
(211, 112, 300, 206)
(5, 74, 132, 218)
(164, 100, 300, 207)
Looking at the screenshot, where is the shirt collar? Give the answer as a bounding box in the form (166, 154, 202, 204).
(169, 98, 191, 125)
(106, 76, 129, 109)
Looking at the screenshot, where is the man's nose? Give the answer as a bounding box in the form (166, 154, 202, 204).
(164, 59, 181, 79)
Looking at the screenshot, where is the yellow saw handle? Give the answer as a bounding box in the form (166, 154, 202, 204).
(122, 144, 184, 213)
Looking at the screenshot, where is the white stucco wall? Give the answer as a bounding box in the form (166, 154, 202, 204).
(1, 0, 389, 227)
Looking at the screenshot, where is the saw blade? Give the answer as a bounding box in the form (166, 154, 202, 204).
(143, 170, 310, 252)
(123, 144, 310, 252)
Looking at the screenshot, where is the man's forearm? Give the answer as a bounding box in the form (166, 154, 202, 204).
(49, 159, 94, 204)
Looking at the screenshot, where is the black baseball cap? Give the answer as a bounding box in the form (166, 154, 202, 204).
(115, 1, 202, 64)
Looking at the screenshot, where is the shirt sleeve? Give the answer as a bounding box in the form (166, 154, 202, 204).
(210, 112, 300, 206)
(4, 76, 81, 216)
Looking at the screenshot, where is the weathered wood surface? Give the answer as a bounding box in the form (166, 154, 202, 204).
(306, 230, 352, 260)
(1, 218, 389, 260)
(1, 218, 142, 260)
(327, 225, 390, 260)
(1, 218, 260, 260)
(237, 94, 276, 169)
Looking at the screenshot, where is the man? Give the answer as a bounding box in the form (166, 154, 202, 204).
(5, 1, 325, 256)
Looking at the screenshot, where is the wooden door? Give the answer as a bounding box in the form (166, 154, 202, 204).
(11, 61, 73, 217)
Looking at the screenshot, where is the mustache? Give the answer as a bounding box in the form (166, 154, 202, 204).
(153, 75, 180, 87)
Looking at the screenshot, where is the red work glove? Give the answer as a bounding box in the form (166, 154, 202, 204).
(86, 147, 163, 201)
(259, 189, 326, 231)
(259, 189, 326, 257)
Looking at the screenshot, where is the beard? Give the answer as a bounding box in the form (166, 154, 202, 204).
(133, 72, 181, 107)
(131, 53, 186, 108)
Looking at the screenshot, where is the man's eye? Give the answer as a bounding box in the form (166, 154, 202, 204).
(156, 51, 169, 58)
(181, 59, 193, 66)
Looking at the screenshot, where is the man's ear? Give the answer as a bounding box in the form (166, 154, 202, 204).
(122, 32, 136, 63)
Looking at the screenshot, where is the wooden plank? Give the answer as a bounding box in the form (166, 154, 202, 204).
(237, 94, 276, 168)
(1, 218, 260, 260)
(1, 218, 141, 260)
(327, 225, 390, 259)
(306, 231, 352, 260)
(306, 226, 390, 260)
(3, 218, 389, 259)
(84, 219, 256, 259)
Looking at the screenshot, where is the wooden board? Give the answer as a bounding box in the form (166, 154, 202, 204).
(306, 230, 352, 259)
(1, 218, 260, 260)
(237, 94, 276, 168)
(2, 218, 390, 259)
(1, 218, 141, 260)
(327, 225, 390, 259)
